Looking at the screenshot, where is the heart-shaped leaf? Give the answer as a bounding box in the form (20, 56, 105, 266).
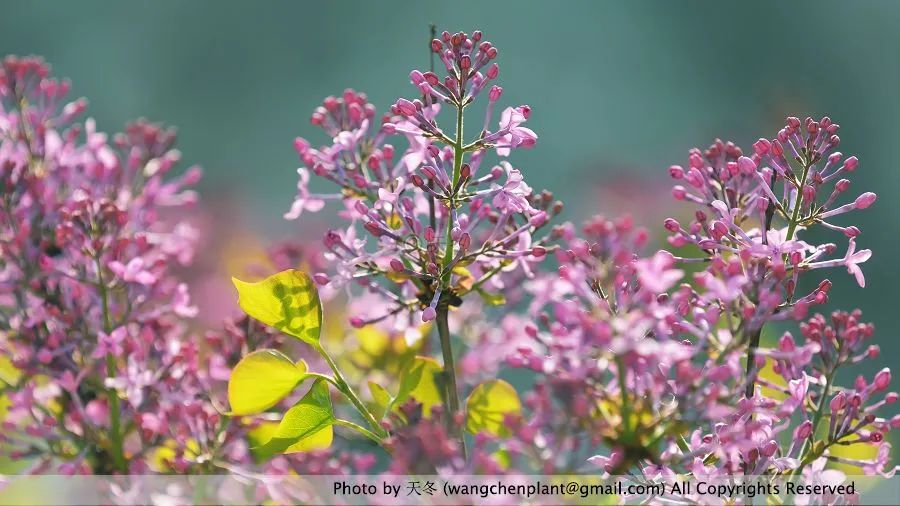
(232, 269, 322, 345)
(393, 356, 443, 418)
(465, 379, 522, 436)
(258, 378, 335, 454)
(228, 349, 308, 415)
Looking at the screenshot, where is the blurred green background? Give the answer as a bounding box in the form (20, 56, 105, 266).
(2, 1, 897, 372)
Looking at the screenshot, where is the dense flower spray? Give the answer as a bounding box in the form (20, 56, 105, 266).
(1, 26, 896, 504)
(0, 57, 301, 485)
(223, 30, 897, 494)
(269, 30, 558, 457)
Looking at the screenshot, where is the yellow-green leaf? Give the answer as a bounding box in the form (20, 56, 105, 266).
(475, 287, 506, 306)
(0, 355, 21, 386)
(393, 356, 443, 418)
(228, 349, 308, 415)
(369, 381, 393, 420)
(259, 378, 335, 454)
(465, 379, 521, 436)
(232, 269, 322, 344)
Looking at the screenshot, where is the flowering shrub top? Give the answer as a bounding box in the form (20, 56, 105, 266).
(0, 27, 896, 504)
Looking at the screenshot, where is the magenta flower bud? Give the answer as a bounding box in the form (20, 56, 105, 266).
(37, 349, 53, 364)
(828, 152, 843, 165)
(531, 246, 546, 258)
(663, 218, 680, 232)
(363, 221, 384, 237)
(886, 392, 898, 404)
(426, 262, 439, 276)
(844, 155, 859, 171)
(389, 259, 404, 272)
(835, 179, 850, 192)
(737, 156, 756, 174)
(802, 185, 815, 203)
(755, 196, 769, 211)
(843, 226, 860, 238)
(354, 200, 369, 216)
(530, 211, 548, 227)
(410, 70, 425, 84)
(349, 317, 366, 328)
(761, 440, 778, 457)
(710, 221, 728, 240)
(312, 273, 330, 285)
(830, 391, 846, 412)
(460, 163, 471, 180)
(486, 63, 499, 80)
(395, 98, 417, 116)
(421, 307, 437, 322)
(458, 55, 471, 71)
(421, 165, 437, 180)
(431, 39, 443, 53)
(787, 116, 801, 129)
(854, 192, 877, 209)
(772, 139, 784, 156)
(794, 420, 813, 440)
(459, 233, 471, 252)
(867, 345, 880, 358)
(420, 72, 439, 88)
(779, 333, 796, 351)
(672, 186, 687, 200)
(668, 165, 685, 179)
(488, 85, 503, 102)
(753, 138, 771, 155)
(874, 368, 892, 391)
(490, 165, 504, 179)
(829, 134, 840, 147)
(411, 174, 425, 187)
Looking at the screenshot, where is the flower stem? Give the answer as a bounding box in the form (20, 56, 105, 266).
(436, 304, 466, 458)
(441, 102, 465, 286)
(334, 419, 384, 445)
(791, 371, 834, 477)
(316, 344, 388, 439)
(94, 257, 126, 473)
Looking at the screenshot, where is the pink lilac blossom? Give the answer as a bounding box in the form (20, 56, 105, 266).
(283, 31, 556, 333)
(0, 58, 369, 489)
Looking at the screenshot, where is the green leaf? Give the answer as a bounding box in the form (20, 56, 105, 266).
(228, 349, 308, 415)
(369, 381, 393, 420)
(465, 379, 522, 436)
(258, 378, 335, 454)
(475, 287, 506, 306)
(393, 356, 443, 418)
(232, 269, 323, 345)
(0, 355, 21, 386)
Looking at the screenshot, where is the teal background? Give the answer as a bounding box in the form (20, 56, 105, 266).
(2, 1, 898, 372)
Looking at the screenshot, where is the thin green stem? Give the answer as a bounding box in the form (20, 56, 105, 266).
(436, 304, 466, 458)
(95, 257, 126, 472)
(791, 372, 834, 477)
(334, 419, 384, 445)
(616, 356, 632, 435)
(441, 102, 465, 286)
(315, 344, 387, 438)
(745, 162, 810, 398)
(785, 161, 812, 242)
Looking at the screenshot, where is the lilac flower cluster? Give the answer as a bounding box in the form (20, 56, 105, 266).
(0, 57, 257, 478)
(488, 120, 896, 481)
(286, 30, 555, 336)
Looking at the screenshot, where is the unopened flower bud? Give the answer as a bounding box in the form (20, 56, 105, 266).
(854, 192, 877, 209)
(874, 368, 892, 391)
(488, 85, 503, 102)
(395, 98, 417, 116)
